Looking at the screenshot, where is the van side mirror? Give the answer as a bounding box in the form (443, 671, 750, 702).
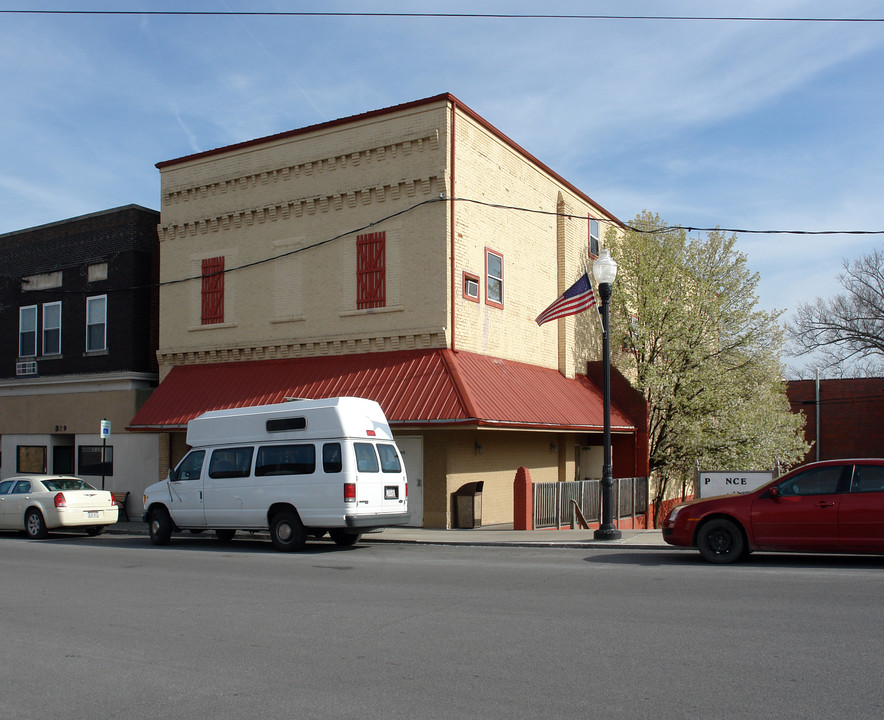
(168, 467, 178, 482)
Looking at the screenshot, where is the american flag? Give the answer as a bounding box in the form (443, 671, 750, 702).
(535, 272, 598, 326)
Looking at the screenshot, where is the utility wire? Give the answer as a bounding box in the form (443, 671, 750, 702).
(10, 194, 884, 297)
(449, 197, 884, 236)
(0, 10, 882, 22)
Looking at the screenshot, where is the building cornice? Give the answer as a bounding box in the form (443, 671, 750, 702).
(156, 329, 448, 368)
(0, 372, 158, 397)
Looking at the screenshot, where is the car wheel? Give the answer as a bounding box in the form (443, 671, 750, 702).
(269, 510, 307, 552)
(697, 518, 745, 564)
(85, 526, 104, 537)
(25, 508, 49, 539)
(215, 529, 236, 542)
(148, 508, 174, 546)
(329, 529, 361, 546)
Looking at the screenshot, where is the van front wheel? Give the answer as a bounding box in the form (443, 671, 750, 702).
(148, 508, 173, 546)
(270, 510, 307, 552)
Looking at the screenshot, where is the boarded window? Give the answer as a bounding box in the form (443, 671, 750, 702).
(356, 232, 386, 309)
(17, 445, 46, 473)
(201, 256, 225, 324)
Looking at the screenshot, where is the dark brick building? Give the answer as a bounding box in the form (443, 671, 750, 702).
(0, 206, 161, 513)
(787, 377, 884, 464)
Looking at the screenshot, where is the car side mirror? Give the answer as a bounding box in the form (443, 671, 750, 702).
(769, 486, 779, 499)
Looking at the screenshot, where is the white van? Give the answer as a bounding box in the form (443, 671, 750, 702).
(141, 397, 408, 551)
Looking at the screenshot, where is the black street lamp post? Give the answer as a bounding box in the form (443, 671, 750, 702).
(593, 249, 622, 541)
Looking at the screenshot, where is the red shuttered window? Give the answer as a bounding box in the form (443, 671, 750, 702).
(201, 256, 225, 324)
(356, 232, 386, 309)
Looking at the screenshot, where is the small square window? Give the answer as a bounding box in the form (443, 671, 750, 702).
(463, 272, 480, 302)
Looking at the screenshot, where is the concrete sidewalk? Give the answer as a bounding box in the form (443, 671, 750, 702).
(107, 520, 671, 549)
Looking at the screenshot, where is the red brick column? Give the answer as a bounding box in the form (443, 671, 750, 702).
(513, 466, 533, 530)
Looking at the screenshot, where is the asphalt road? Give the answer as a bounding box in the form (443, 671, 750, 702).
(1, 532, 882, 720)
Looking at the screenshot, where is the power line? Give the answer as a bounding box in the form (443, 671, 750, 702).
(10, 194, 883, 298)
(0, 10, 882, 22)
(449, 197, 884, 236)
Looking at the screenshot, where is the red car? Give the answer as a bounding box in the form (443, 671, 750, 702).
(663, 459, 884, 563)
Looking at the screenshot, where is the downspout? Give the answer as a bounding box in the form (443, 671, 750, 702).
(449, 98, 457, 352)
(815, 369, 820, 461)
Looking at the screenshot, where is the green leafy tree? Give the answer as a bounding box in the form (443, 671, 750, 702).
(606, 211, 809, 524)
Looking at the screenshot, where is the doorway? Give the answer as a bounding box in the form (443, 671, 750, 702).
(396, 436, 424, 527)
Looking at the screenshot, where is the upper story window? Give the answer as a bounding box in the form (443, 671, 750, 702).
(42, 302, 61, 356)
(357, 231, 386, 309)
(19, 306, 37, 357)
(85, 295, 107, 352)
(485, 249, 504, 309)
(463, 271, 480, 302)
(589, 218, 600, 258)
(201, 256, 225, 324)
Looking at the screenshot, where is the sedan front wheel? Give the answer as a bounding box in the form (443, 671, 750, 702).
(697, 518, 745, 564)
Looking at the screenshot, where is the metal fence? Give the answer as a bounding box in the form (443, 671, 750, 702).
(533, 477, 649, 529)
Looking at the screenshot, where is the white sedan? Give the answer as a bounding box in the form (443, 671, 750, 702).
(0, 475, 119, 538)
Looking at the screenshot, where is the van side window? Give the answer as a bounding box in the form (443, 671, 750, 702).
(209, 447, 254, 479)
(323, 443, 342, 473)
(255, 444, 316, 476)
(266, 417, 306, 432)
(176, 450, 205, 481)
(377, 444, 402, 473)
(354, 443, 379, 472)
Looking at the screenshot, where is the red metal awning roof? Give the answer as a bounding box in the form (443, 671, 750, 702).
(127, 349, 635, 432)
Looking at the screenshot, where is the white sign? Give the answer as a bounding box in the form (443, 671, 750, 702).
(100, 419, 112, 438)
(697, 471, 773, 498)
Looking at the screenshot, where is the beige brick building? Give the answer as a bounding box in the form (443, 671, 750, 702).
(130, 94, 648, 528)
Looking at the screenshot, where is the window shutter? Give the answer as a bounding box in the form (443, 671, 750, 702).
(356, 232, 386, 309)
(201, 257, 225, 324)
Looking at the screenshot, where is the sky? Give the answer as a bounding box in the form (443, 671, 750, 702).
(1, 1, 882, 373)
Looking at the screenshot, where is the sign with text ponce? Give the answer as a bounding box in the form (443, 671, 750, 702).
(697, 471, 773, 498)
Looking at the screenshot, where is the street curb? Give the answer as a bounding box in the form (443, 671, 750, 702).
(103, 523, 675, 550)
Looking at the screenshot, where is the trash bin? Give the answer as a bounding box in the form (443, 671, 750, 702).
(455, 481, 484, 528)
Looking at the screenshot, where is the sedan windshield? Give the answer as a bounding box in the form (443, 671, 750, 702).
(41, 479, 98, 492)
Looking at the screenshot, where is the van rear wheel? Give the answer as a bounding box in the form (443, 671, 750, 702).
(329, 529, 361, 546)
(270, 510, 307, 552)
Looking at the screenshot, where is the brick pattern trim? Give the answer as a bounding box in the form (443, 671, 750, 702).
(158, 174, 441, 242)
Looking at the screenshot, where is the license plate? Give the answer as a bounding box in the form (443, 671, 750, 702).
(385, 486, 398, 500)
(87, 511, 100, 519)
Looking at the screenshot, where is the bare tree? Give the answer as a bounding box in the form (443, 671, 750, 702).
(788, 248, 884, 373)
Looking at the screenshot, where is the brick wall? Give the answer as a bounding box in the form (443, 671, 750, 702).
(787, 378, 884, 462)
